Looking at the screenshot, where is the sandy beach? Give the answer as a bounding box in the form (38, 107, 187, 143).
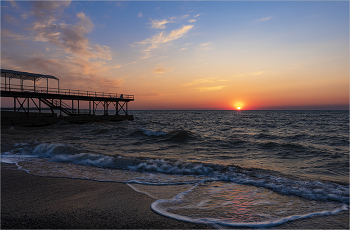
(1, 162, 348, 229)
(1, 163, 212, 229)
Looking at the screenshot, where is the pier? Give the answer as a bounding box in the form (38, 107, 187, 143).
(1, 69, 134, 126)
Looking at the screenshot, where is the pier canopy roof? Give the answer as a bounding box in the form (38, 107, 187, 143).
(1, 69, 59, 82)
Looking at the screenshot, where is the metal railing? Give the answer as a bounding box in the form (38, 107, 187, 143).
(1, 84, 134, 100)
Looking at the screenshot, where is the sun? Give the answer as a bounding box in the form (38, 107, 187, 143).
(233, 101, 244, 110)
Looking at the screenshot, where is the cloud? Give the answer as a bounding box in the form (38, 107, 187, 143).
(153, 66, 174, 74)
(179, 15, 189, 20)
(92, 44, 112, 60)
(7, 56, 123, 92)
(188, 19, 196, 23)
(196, 86, 226, 92)
(153, 67, 165, 74)
(258, 16, 272, 22)
(9, 0, 18, 8)
(3, 14, 19, 25)
(137, 25, 194, 52)
(194, 14, 201, 18)
(2, 1, 122, 93)
(1, 29, 28, 40)
(167, 25, 193, 42)
(198, 42, 213, 51)
(138, 12, 143, 18)
(139, 91, 165, 97)
(182, 78, 216, 87)
(180, 47, 188, 51)
(150, 18, 169, 29)
(30, 1, 71, 22)
(29, 2, 94, 57)
(183, 78, 228, 89)
(250, 71, 267, 76)
(28, 4, 111, 60)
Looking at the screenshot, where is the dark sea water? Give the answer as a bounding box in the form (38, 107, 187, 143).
(1, 110, 349, 227)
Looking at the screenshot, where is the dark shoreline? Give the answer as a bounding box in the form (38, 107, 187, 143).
(1, 162, 349, 229)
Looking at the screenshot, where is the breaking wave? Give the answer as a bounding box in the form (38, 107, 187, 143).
(5, 142, 349, 204)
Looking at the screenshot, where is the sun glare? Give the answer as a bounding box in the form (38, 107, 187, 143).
(233, 102, 244, 110)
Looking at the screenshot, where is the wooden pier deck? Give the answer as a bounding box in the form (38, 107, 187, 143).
(1, 69, 134, 126)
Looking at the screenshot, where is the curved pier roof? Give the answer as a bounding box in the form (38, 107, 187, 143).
(1, 69, 58, 81)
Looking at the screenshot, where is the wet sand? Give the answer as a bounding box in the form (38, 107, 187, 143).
(1, 163, 212, 229)
(1, 162, 348, 229)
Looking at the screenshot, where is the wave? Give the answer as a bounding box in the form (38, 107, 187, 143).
(31, 143, 117, 168)
(128, 159, 212, 175)
(140, 129, 168, 137)
(5, 142, 349, 204)
(130, 129, 167, 137)
(167, 129, 197, 142)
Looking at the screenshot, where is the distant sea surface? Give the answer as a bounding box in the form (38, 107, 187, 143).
(2, 110, 349, 227)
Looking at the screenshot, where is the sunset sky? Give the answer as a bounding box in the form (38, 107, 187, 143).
(1, 1, 349, 110)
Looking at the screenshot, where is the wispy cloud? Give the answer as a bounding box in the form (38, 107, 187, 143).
(137, 25, 194, 52)
(153, 66, 174, 74)
(150, 18, 169, 29)
(182, 78, 216, 87)
(153, 67, 165, 74)
(196, 86, 226, 92)
(188, 19, 196, 23)
(9, 0, 18, 8)
(250, 71, 267, 75)
(138, 12, 142, 18)
(139, 90, 165, 97)
(198, 42, 213, 51)
(258, 16, 272, 22)
(183, 78, 227, 87)
(1, 29, 28, 40)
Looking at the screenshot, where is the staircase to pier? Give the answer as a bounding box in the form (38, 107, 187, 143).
(39, 98, 75, 116)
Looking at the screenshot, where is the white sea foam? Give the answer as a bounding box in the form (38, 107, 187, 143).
(151, 181, 349, 228)
(3, 142, 349, 204)
(152, 202, 348, 228)
(128, 159, 212, 175)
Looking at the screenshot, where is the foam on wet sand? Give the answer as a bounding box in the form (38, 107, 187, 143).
(1, 163, 348, 229)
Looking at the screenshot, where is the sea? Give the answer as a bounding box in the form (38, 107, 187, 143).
(1, 110, 349, 228)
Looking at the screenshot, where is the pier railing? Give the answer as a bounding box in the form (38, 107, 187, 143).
(1, 84, 134, 100)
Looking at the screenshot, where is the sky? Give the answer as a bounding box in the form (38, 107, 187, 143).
(1, 0, 349, 110)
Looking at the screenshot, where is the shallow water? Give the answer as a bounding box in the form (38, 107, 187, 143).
(1, 110, 349, 227)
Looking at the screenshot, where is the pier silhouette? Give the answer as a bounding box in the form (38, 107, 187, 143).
(1, 69, 134, 126)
